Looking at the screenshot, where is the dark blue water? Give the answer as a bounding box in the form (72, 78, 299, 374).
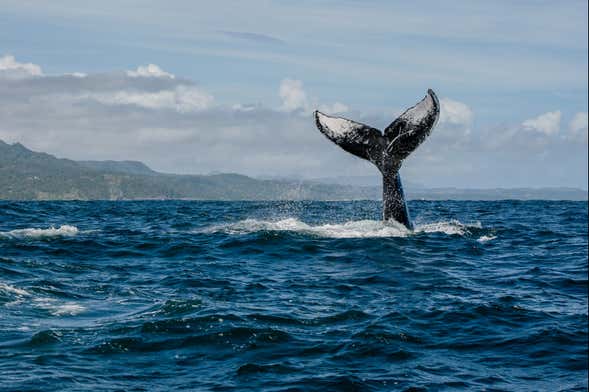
(0, 200, 587, 391)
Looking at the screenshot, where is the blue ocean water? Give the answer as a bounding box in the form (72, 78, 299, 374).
(0, 200, 587, 391)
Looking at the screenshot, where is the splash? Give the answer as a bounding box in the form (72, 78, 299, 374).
(203, 218, 482, 239)
(0, 225, 79, 239)
(414, 220, 482, 236)
(477, 235, 497, 243)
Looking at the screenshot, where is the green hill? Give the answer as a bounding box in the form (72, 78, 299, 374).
(1, 141, 586, 201)
(0, 140, 378, 200)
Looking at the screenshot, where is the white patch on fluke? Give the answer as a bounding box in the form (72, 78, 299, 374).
(316, 112, 361, 139)
(0, 225, 79, 239)
(202, 218, 482, 239)
(399, 93, 435, 124)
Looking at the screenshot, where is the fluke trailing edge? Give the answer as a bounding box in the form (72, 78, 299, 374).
(314, 89, 440, 230)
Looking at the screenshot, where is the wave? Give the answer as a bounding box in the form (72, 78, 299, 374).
(201, 218, 482, 238)
(32, 298, 86, 316)
(1, 281, 85, 316)
(0, 225, 79, 239)
(0, 282, 30, 297)
(415, 220, 482, 236)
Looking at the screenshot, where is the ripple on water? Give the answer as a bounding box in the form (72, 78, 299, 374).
(0, 200, 586, 391)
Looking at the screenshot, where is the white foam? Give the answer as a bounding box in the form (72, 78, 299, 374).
(32, 297, 86, 316)
(50, 303, 86, 316)
(0, 225, 79, 239)
(202, 218, 482, 239)
(0, 282, 30, 296)
(1, 282, 85, 315)
(414, 220, 481, 236)
(477, 235, 497, 243)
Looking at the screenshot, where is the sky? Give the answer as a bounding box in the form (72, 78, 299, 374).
(0, 0, 587, 188)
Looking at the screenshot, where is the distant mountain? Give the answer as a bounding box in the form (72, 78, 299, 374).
(78, 160, 156, 175)
(0, 140, 586, 201)
(0, 140, 377, 201)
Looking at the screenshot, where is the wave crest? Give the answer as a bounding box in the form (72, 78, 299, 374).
(32, 298, 86, 316)
(0, 282, 30, 296)
(203, 218, 482, 238)
(415, 220, 482, 236)
(477, 235, 497, 243)
(0, 225, 79, 239)
(1, 282, 85, 316)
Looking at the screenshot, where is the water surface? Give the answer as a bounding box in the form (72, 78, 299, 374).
(0, 200, 587, 391)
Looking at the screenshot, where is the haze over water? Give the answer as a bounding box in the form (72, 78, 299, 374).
(0, 200, 587, 391)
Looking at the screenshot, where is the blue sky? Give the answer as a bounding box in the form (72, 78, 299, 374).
(1, 1, 587, 188)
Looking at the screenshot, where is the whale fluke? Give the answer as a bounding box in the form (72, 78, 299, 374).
(314, 89, 440, 229)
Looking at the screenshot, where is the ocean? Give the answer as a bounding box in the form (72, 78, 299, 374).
(0, 200, 587, 391)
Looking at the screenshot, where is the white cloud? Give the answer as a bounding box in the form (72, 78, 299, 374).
(87, 86, 213, 112)
(419, 98, 473, 148)
(522, 110, 561, 135)
(0, 54, 43, 79)
(279, 78, 308, 112)
(0, 55, 586, 188)
(127, 64, 175, 79)
(439, 98, 473, 127)
(279, 78, 349, 115)
(0, 55, 213, 113)
(569, 112, 588, 132)
(568, 112, 588, 143)
(318, 102, 349, 114)
(231, 103, 259, 112)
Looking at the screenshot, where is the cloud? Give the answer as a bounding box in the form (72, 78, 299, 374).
(279, 78, 308, 112)
(220, 31, 285, 45)
(570, 112, 588, 132)
(86, 85, 213, 112)
(439, 98, 473, 127)
(0, 57, 346, 177)
(1, 60, 212, 113)
(127, 64, 175, 79)
(569, 112, 588, 143)
(279, 78, 348, 114)
(429, 97, 474, 144)
(67, 72, 87, 78)
(0, 54, 43, 79)
(0, 55, 586, 188)
(522, 111, 561, 135)
(318, 102, 349, 114)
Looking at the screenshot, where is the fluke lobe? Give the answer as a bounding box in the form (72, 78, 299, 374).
(314, 89, 440, 230)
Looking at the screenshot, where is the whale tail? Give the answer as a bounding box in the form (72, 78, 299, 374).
(314, 89, 440, 229)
